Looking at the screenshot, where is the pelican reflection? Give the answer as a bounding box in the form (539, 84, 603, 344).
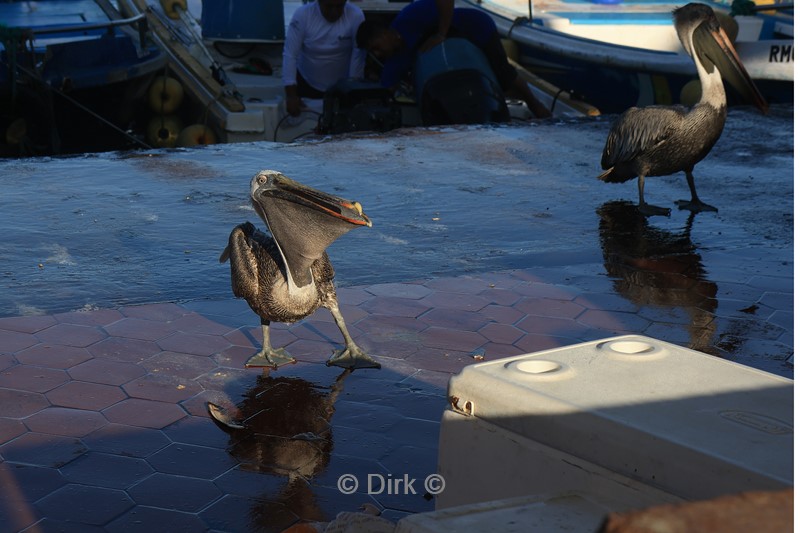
(208, 369, 351, 523)
(597, 200, 718, 353)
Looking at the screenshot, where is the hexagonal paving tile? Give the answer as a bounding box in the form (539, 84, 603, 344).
(0, 315, 57, 334)
(0, 388, 49, 418)
(35, 484, 134, 526)
(120, 303, 188, 322)
(82, 423, 171, 458)
(103, 317, 178, 342)
(46, 381, 127, 411)
(123, 374, 202, 403)
(0, 433, 86, 468)
(156, 331, 231, 356)
(24, 407, 106, 437)
(145, 442, 237, 480)
(200, 494, 299, 532)
(0, 365, 69, 393)
(128, 473, 222, 511)
(0, 328, 38, 353)
(141, 351, 217, 380)
(0, 417, 26, 443)
(14, 344, 92, 370)
(86, 337, 161, 363)
(60, 452, 153, 489)
(105, 506, 208, 533)
(68, 358, 146, 386)
(35, 323, 107, 348)
(103, 398, 187, 429)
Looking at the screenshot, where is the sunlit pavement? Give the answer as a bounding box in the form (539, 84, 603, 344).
(0, 108, 793, 531)
(0, 261, 792, 531)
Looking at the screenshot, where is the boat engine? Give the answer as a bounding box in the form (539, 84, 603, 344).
(318, 79, 402, 134)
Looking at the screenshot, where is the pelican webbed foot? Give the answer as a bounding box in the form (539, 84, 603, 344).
(675, 199, 718, 213)
(326, 345, 381, 370)
(245, 347, 296, 369)
(638, 203, 672, 217)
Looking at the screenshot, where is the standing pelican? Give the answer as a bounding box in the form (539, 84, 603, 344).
(221, 170, 380, 370)
(598, 3, 768, 216)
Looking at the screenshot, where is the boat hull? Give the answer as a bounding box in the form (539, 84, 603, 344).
(0, 0, 166, 156)
(459, 0, 793, 112)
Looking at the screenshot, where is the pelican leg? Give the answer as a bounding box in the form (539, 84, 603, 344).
(245, 322, 296, 368)
(637, 173, 671, 217)
(675, 169, 718, 212)
(326, 305, 381, 370)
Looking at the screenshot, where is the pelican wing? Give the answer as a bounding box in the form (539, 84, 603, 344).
(222, 222, 263, 302)
(601, 106, 687, 169)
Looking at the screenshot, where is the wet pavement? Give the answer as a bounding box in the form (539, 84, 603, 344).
(0, 108, 793, 530)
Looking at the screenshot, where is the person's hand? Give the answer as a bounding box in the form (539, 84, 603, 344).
(419, 33, 446, 53)
(286, 95, 305, 116)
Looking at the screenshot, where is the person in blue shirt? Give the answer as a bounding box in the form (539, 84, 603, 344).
(356, 0, 551, 118)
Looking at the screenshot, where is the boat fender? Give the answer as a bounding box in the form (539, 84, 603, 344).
(148, 76, 185, 114)
(178, 124, 217, 147)
(147, 115, 184, 148)
(5, 118, 27, 145)
(501, 38, 519, 63)
(160, 0, 188, 19)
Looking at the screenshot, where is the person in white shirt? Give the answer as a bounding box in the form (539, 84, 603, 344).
(282, 0, 365, 116)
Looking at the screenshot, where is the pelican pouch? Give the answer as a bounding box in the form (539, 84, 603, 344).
(319, 79, 402, 134)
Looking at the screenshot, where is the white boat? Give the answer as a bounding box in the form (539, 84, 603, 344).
(457, 0, 793, 112)
(121, 0, 598, 147)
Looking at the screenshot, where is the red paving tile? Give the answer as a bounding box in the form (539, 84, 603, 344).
(86, 337, 162, 363)
(68, 358, 146, 386)
(103, 317, 179, 341)
(0, 315, 57, 334)
(34, 323, 107, 348)
(46, 381, 127, 411)
(23, 407, 106, 438)
(53, 308, 124, 327)
(0, 366, 69, 393)
(0, 328, 39, 353)
(14, 344, 92, 370)
(102, 398, 187, 429)
(0, 269, 792, 531)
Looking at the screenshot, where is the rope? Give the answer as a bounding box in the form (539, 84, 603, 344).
(13, 63, 153, 150)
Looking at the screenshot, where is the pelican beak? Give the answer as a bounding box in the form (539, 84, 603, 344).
(693, 17, 769, 114)
(251, 170, 372, 228)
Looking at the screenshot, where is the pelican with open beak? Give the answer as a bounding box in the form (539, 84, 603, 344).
(221, 170, 380, 370)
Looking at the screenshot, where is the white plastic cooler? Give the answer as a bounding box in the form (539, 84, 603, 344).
(436, 335, 793, 512)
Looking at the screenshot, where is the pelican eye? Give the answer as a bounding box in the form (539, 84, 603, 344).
(257, 175, 267, 184)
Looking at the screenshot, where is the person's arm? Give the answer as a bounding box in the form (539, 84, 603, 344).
(419, 0, 454, 52)
(348, 7, 366, 78)
(282, 11, 306, 116)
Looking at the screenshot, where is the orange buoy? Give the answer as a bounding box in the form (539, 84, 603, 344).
(501, 38, 519, 62)
(148, 75, 184, 114)
(5, 118, 27, 145)
(160, 0, 187, 19)
(178, 124, 217, 147)
(147, 115, 183, 148)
